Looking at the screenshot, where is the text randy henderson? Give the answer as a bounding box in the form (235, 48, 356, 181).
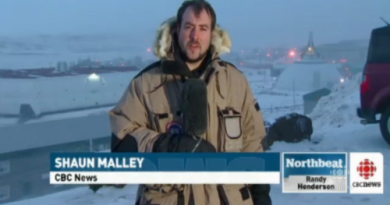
(296, 176, 346, 191)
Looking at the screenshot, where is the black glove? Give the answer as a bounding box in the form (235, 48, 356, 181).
(87, 134, 136, 194)
(153, 133, 216, 152)
(88, 184, 126, 193)
(111, 133, 138, 152)
(250, 184, 272, 205)
(89, 184, 104, 193)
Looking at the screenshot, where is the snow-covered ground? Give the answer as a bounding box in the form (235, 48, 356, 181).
(3, 68, 389, 205)
(5, 186, 139, 205)
(242, 68, 304, 121)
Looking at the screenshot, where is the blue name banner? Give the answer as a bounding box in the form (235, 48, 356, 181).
(282, 152, 348, 193)
(51, 153, 280, 172)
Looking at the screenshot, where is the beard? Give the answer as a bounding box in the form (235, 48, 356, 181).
(183, 49, 208, 63)
(180, 42, 209, 63)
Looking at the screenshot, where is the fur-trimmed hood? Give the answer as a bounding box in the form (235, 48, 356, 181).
(153, 17, 232, 59)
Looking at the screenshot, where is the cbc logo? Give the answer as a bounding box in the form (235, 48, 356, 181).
(357, 159, 376, 180)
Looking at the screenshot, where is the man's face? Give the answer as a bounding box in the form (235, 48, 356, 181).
(177, 7, 212, 63)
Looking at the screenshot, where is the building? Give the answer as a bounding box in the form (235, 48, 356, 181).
(0, 113, 112, 204)
(0, 66, 138, 119)
(274, 33, 343, 93)
(316, 39, 369, 63)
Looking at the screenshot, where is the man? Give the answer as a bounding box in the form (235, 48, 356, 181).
(109, 0, 271, 204)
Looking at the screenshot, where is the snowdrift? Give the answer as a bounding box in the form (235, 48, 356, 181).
(309, 72, 362, 130)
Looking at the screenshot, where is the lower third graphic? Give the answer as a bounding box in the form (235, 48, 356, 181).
(282, 152, 348, 193)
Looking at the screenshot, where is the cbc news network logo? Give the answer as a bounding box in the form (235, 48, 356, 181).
(331, 158, 377, 181)
(356, 159, 377, 180)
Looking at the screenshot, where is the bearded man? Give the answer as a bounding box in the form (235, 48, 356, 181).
(109, 1, 271, 204)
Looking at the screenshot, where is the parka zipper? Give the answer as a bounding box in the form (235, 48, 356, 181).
(217, 185, 230, 205)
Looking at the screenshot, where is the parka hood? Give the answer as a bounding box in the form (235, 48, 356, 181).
(153, 17, 232, 59)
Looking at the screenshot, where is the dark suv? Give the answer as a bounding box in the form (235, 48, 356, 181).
(357, 25, 390, 145)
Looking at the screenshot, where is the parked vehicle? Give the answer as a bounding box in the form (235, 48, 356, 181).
(357, 23, 390, 145)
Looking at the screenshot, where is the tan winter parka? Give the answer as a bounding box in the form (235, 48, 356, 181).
(109, 17, 267, 205)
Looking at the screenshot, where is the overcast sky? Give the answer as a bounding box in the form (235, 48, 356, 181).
(0, 0, 389, 47)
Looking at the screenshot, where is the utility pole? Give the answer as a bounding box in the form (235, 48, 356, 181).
(89, 139, 94, 152)
(293, 79, 296, 111)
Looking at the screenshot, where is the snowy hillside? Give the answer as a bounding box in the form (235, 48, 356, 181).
(309, 73, 362, 130)
(4, 72, 390, 205)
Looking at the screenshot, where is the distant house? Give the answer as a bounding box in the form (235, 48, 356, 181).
(0, 113, 112, 204)
(303, 88, 331, 115)
(274, 33, 343, 93)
